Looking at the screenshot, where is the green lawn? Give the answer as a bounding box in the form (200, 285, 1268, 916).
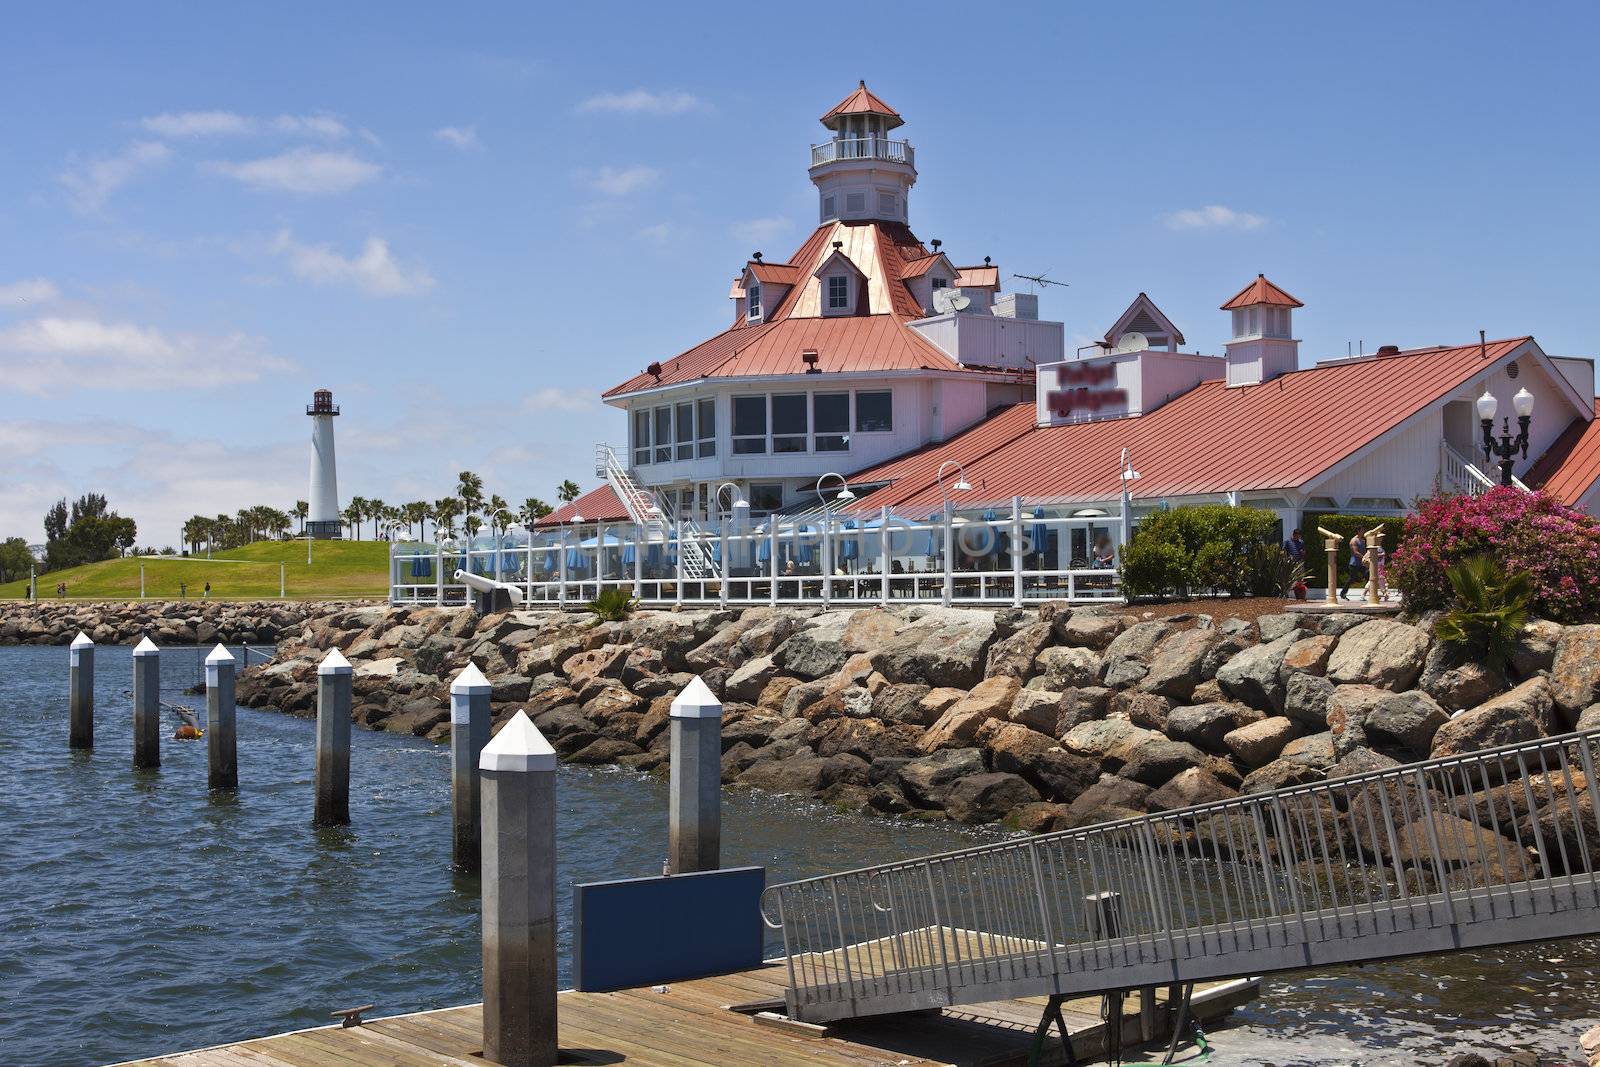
(0, 540, 392, 601)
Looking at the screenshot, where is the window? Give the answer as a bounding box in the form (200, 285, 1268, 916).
(632, 409, 650, 466)
(747, 283, 761, 320)
(821, 195, 835, 220)
(772, 393, 807, 453)
(878, 191, 896, 216)
(1232, 309, 1247, 339)
(1247, 307, 1259, 337)
(826, 275, 850, 311)
(931, 277, 948, 291)
(675, 402, 694, 461)
(855, 390, 893, 433)
(846, 192, 865, 214)
(653, 407, 671, 463)
(696, 398, 716, 458)
(733, 395, 767, 454)
(813, 393, 849, 452)
(749, 483, 784, 514)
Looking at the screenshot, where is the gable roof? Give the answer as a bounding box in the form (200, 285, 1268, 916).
(899, 252, 955, 280)
(534, 484, 630, 528)
(956, 264, 1000, 289)
(820, 81, 903, 128)
(1526, 397, 1600, 506)
(1105, 292, 1185, 346)
(844, 337, 1535, 514)
(1221, 274, 1304, 310)
(745, 261, 801, 286)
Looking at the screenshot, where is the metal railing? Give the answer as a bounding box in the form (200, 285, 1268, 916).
(1440, 441, 1531, 494)
(761, 727, 1600, 1023)
(810, 136, 915, 168)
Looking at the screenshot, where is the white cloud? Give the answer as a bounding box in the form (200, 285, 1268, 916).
(731, 216, 793, 244)
(207, 148, 380, 195)
(139, 110, 349, 139)
(1162, 204, 1268, 232)
(0, 278, 61, 306)
(522, 387, 594, 413)
(576, 89, 705, 116)
(434, 125, 480, 150)
(636, 222, 676, 244)
(0, 315, 294, 395)
(587, 164, 659, 196)
(60, 141, 172, 212)
(269, 231, 435, 297)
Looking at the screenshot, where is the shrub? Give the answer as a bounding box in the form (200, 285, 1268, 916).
(585, 586, 637, 621)
(1192, 542, 1243, 595)
(1120, 504, 1280, 600)
(1247, 542, 1304, 597)
(1388, 488, 1600, 622)
(1435, 555, 1532, 670)
(1119, 539, 1190, 600)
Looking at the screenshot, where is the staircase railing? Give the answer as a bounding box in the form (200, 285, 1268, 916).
(593, 443, 720, 581)
(1440, 441, 1531, 495)
(762, 726, 1600, 1024)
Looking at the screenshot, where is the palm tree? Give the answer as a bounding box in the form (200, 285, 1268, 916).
(457, 471, 484, 524)
(293, 500, 309, 534)
(406, 501, 430, 541)
(487, 494, 508, 538)
(520, 497, 552, 526)
(557, 479, 582, 504)
(434, 497, 461, 538)
(341, 503, 363, 540)
(463, 514, 483, 540)
(367, 497, 386, 540)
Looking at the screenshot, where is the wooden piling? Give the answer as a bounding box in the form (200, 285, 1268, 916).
(132, 636, 160, 769)
(480, 709, 559, 1067)
(69, 631, 94, 749)
(450, 661, 492, 871)
(206, 643, 238, 790)
(668, 676, 723, 876)
(314, 648, 352, 826)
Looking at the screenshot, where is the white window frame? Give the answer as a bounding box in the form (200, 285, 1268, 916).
(854, 389, 894, 434)
(632, 408, 651, 466)
(732, 394, 768, 455)
(771, 392, 808, 454)
(674, 401, 695, 461)
(746, 283, 762, 321)
(826, 274, 851, 313)
(653, 406, 672, 464)
(813, 392, 850, 452)
(696, 397, 716, 458)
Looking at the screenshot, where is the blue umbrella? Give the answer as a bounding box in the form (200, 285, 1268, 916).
(565, 544, 587, 571)
(838, 519, 859, 561)
(793, 523, 815, 565)
(1031, 507, 1048, 553)
(409, 557, 433, 578)
(923, 514, 942, 557)
(757, 535, 772, 564)
(543, 548, 558, 573)
(622, 541, 635, 565)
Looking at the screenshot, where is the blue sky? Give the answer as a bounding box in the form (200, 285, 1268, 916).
(3, 2, 1597, 545)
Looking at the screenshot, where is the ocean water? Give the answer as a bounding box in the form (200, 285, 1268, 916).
(0, 643, 1595, 1066)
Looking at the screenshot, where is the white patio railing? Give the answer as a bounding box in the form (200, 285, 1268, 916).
(810, 136, 915, 168)
(389, 499, 1122, 609)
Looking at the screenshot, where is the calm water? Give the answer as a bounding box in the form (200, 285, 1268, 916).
(0, 644, 1595, 1066)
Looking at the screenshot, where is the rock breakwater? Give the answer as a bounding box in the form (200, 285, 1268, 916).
(0, 600, 357, 647)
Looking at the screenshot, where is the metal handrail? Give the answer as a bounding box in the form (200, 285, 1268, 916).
(762, 725, 1600, 1023)
(810, 136, 914, 168)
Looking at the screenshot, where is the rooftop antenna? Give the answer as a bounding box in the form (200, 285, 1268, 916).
(1012, 270, 1069, 294)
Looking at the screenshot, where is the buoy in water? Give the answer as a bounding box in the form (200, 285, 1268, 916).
(174, 724, 203, 740)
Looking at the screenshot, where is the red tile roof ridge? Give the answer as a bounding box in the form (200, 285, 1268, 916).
(1220, 273, 1304, 310)
(534, 484, 629, 527)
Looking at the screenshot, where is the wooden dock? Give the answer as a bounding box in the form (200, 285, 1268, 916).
(111, 961, 1256, 1067)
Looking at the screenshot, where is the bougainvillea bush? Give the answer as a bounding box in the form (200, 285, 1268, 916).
(1390, 488, 1600, 622)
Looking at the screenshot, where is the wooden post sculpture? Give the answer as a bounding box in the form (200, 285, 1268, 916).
(1364, 524, 1387, 604)
(668, 676, 723, 875)
(450, 661, 492, 871)
(480, 710, 559, 1067)
(132, 636, 161, 769)
(69, 631, 94, 750)
(206, 644, 238, 790)
(1315, 526, 1343, 606)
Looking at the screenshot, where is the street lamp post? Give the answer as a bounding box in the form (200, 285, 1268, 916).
(935, 461, 972, 606)
(1477, 387, 1535, 487)
(815, 473, 856, 606)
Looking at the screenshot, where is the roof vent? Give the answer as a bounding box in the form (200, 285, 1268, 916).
(752, 252, 763, 262)
(1376, 345, 1401, 357)
(931, 239, 941, 251)
(647, 361, 662, 380)
(802, 350, 821, 374)
(832, 240, 843, 250)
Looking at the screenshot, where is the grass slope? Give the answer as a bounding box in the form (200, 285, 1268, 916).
(0, 540, 391, 601)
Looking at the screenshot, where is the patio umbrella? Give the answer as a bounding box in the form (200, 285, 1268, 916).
(622, 541, 635, 565)
(1031, 507, 1049, 553)
(757, 533, 772, 565)
(793, 523, 815, 565)
(409, 557, 433, 578)
(923, 514, 942, 558)
(838, 519, 859, 561)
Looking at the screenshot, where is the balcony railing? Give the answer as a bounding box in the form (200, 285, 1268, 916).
(810, 136, 914, 168)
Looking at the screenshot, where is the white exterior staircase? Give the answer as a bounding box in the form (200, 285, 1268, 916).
(1440, 442, 1531, 495)
(594, 444, 721, 581)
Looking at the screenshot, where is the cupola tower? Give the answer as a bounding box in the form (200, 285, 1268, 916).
(1221, 274, 1303, 387)
(810, 81, 917, 225)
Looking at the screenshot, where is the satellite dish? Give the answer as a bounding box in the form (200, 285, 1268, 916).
(1113, 332, 1149, 354)
(935, 289, 971, 314)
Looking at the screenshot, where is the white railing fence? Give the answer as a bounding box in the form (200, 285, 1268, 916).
(1440, 441, 1531, 495)
(810, 137, 915, 168)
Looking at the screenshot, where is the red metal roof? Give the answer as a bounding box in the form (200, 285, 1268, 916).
(956, 265, 999, 289)
(1220, 274, 1304, 310)
(1526, 398, 1600, 506)
(847, 403, 1040, 513)
(746, 261, 801, 285)
(820, 81, 903, 128)
(845, 337, 1533, 515)
(899, 253, 945, 280)
(534, 484, 630, 528)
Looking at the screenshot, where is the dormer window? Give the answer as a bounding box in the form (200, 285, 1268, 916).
(826, 275, 850, 311)
(931, 277, 948, 291)
(747, 283, 762, 321)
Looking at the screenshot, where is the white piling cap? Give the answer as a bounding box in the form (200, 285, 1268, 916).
(132, 636, 160, 657)
(451, 661, 493, 695)
(205, 643, 235, 666)
(479, 709, 556, 773)
(318, 648, 353, 675)
(670, 676, 723, 719)
(70, 631, 93, 649)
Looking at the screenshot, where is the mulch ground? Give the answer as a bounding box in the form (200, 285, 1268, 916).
(1119, 596, 1315, 629)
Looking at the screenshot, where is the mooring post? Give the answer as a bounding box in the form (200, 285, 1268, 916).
(314, 648, 353, 826)
(132, 636, 161, 769)
(480, 709, 558, 1067)
(69, 631, 95, 749)
(450, 661, 492, 870)
(668, 676, 723, 875)
(206, 643, 238, 790)
(1085, 890, 1126, 1052)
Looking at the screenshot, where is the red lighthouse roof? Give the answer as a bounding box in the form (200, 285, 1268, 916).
(820, 81, 903, 130)
(1220, 273, 1304, 310)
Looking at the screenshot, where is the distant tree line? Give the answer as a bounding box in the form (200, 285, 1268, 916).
(42, 494, 137, 571)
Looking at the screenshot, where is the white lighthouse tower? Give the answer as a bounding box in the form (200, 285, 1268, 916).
(306, 388, 342, 539)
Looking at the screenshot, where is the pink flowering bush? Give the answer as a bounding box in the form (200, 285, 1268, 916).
(1389, 488, 1600, 622)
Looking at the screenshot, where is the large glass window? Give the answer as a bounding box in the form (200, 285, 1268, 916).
(746, 283, 761, 320)
(749, 483, 784, 514)
(733, 395, 767, 454)
(675, 401, 694, 461)
(772, 393, 807, 453)
(827, 275, 849, 311)
(813, 393, 849, 452)
(653, 407, 671, 463)
(696, 398, 716, 458)
(855, 390, 893, 433)
(632, 409, 650, 466)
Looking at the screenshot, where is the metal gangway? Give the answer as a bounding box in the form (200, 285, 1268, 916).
(761, 727, 1600, 1025)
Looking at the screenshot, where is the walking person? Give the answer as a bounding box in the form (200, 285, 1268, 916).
(1344, 531, 1369, 600)
(203, 581, 211, 600)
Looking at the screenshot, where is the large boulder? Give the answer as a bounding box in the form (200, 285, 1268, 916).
(1257, 613, 1303, 643)
(1278, 732, 1338, 772)
(1110, 690, 1171, 732)
(897, 748, 988, 808)
(723, 655, 779, 702)
(1061, 718, 1157, 771)
(1054, 613, 1124, 650)
(1240, 758, 1326, 794)
(776, 611, 856, 680)
(1552, 625, 1600, 722)
(1325, 620, 1431, 690)
(1417, 643, 1506, 713)
(1224, 716, 1301, 768)
(812, 718, 920, 762)
(1284, 672, 1335, 730)
(1165, 702, 1264, 753)
(1035, 646, 1102, 691)
(1058, 687, 1112, 734)
(1139, 628, 1226, 700)
(874, 608, 1000, 689)
(944, 773, 1040, 824)
(984, 621, 1053, 680)
(1148, 767, 1238, 812)
(986, 723, 1056, 775)
(875, 682, 935, 726)
(1065, 774, 1153, 823)
(1280, 634, 1338, 678)
(1430, 679, 1552, 758)
(1119, 738, 1209, 786)
(1510, 619, 1563, 679)
(918, 676, 1020, 752)
(1216, 634, 1297, 712)
(737, 752, 868, 796)
(1363, 690, 1449, 755)
(1326, 684, 1389, 758)
(1009, 688, 1064, 734)
(1100, 621, 1172, 688)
